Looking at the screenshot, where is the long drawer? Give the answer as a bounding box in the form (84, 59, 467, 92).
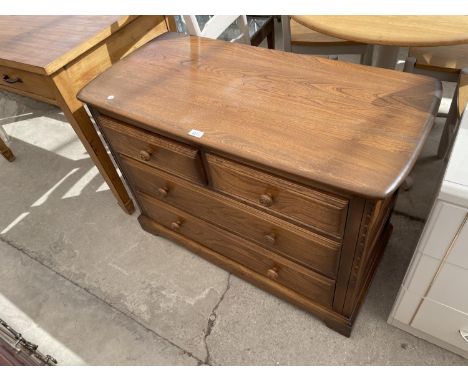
(138, 192, 335, 307)
(206, 153, 348, 238)
(0, 64, 56, 102)
(97, 114, 206, 184)
(121, 156, 341, 278)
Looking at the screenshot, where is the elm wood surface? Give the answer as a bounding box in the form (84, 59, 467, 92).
(0, 16, 172, 213)
(81, 36, 440, 335)
(291, 16, 468, 47)
(78, 35, 440, 199)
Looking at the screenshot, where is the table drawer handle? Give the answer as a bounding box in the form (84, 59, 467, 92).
(171, 220, 183, 231)
(264, 233, 276, 245)
(2, 74, 22, 84)
(460, 329, 468, 343)
(157, 187, 169, 198)
(266, 267, 279, 280)
(259, 193, 273, 207)
(139, 149, 152, 161)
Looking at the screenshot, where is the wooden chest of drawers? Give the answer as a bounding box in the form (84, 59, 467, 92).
(78, 34, 441, 336)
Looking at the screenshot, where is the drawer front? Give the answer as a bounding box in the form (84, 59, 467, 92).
(412, 299, 468, 353)
(206, 154, 348, 238)
(121, 156, 341, 278)
(0, 64, 55, 101)
(97, 114, 205, 184)
(428, 262, 468, 315)
(139, 193, 335, 307)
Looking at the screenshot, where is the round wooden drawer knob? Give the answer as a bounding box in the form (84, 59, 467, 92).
(259, 193, 273, 207)
(266, 267, 279, 280)
(158, 187, 169, 197)
(171, 220, 183, 231)
(264, 233, 276, 245)
(139, 149, 151, 161)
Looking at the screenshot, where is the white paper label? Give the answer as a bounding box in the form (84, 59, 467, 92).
(188, 129, 204, 138)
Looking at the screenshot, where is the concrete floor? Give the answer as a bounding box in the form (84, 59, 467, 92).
(1, 25, 468, 365)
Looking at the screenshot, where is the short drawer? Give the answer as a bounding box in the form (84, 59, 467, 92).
(139, 193, 335, 307)
(206, 153, 348, 238)
(97, 114, 205, 184)
(121, 156, 341, 278)
(0, 64, 56, 102)
(412, 299, 468, 354)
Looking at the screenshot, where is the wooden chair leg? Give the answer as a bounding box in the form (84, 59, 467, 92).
(0, 134, 15, 162)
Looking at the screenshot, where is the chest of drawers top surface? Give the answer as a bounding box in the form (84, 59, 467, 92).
(0, 16, 135, 74)
(79, 35, 440, 199)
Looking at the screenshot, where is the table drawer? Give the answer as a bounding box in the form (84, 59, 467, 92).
(97, 114, 205, 184)
(412, 299, 468, 354)
(0, 64, 55, 101)
(206, 153, 348, 238)
(139, 193, 335, 307)
(121, 156, 341, 278)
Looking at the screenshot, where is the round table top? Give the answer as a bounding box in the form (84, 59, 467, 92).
(291, 16, 468, 47)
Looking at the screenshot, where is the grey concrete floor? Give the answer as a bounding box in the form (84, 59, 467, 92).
(1, 23, 467, 365)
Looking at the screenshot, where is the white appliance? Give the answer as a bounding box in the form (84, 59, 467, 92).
(388, 107, 468, 359)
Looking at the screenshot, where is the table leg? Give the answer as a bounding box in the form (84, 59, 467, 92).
(374, 45, 401, 69)
(0, 136, 15, 162)
(0, 125, 15, 162)
(52, 70, 135, 214)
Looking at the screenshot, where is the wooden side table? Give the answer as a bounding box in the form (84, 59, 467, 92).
(0, 16, 175, 213)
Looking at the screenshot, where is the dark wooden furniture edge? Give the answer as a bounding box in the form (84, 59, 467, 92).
(80, 83, 441, 200)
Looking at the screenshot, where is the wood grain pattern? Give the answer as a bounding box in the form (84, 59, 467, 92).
(0, 16, 135, 74)
(292, 16, 468, 47)
(290, 18, 362, 46)
(98, 114, 206, 184)
(139, 193, 335, 307)
(206, 153, 348, 238)
(78, 35, 441, 199)
(120, 155, 341, 278)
